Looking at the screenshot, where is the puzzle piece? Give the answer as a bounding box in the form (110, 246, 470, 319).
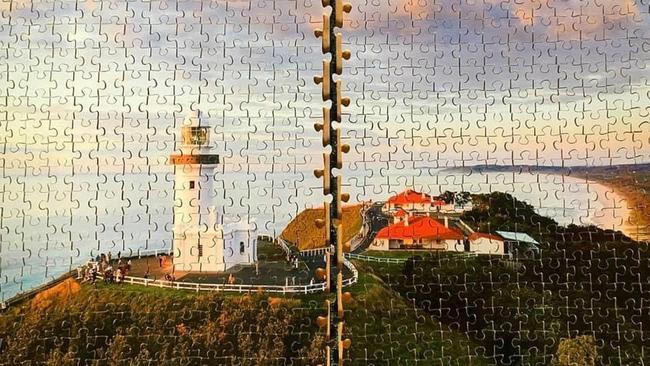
(1, 0, 650, 364)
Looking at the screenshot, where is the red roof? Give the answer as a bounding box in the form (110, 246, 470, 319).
(469, 232, 503, 241)
(387, 189, 432, 205)
(376, 217, 464, 241)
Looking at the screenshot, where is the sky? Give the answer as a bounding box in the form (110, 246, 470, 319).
(1, 0, 649, 173)
(0, 0, 649, 223)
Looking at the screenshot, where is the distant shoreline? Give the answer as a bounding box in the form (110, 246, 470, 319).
(442, 163, 650, 175)
(445, 164, 650, 242)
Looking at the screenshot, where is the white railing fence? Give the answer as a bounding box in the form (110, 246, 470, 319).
(90, 265, 359, 295)
(345, 251, 480, 264)
(78, 239, 359, 295)
(345, 253, 407, 264)
(342, 258, 358, 286)
(299, 245, 333, 257)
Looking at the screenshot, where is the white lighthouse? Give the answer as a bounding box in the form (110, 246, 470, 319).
(170, 111, 257, 272)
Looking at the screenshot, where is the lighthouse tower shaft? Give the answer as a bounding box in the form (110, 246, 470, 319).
(170, 124, 222, 272)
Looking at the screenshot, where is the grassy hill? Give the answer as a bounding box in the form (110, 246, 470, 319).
(0, 268, 486, 365)
(280, 204, 363, 251)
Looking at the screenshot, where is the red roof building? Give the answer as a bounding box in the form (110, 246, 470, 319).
(387, 189, 432, 205)
(384, 189, 439, 214)
(375, 216, 464, 242)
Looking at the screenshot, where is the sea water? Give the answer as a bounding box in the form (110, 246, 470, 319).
(0, 167, 637, 301)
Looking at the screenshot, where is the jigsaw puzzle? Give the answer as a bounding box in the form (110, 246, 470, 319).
(1, 0, 650, 364)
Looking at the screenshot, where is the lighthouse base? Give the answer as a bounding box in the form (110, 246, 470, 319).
(172, 224, 257, 273)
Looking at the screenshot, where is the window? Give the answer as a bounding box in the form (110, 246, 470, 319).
(189, 180, 195, 189)
(240, 241, 245, 254)
(197, 243, 203, 257)
(182, 126, 209, 145)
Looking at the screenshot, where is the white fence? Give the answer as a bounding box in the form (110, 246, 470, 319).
(93, 262, 359, 295)
(299, 245, 333, 257)
(81, 239, 359, 295)
(342, 258, 358, 287)
(345, 253, 408, 264)
(83, 243, 359, 294)
(116, 275, 328, 294)
(133, 248, 173, 258)
(345, 251, 479, 264)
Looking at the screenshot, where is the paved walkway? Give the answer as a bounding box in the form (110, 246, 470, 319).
(126, 255, 176, 280)
(124, 243, 322, 286)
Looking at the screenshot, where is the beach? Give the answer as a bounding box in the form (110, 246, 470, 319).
(569, 172, 650, 242)
(447, 164, 650, 242)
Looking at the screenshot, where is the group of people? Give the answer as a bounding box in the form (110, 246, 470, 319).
(77, 251, 132, 285)
(286, 253, 301, 269)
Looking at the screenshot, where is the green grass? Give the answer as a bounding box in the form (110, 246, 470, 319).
(345, 263, 488, 365)
(256, 240, 287, 261)
(82, 281, 199, 300)
(6, 256, 488, 365)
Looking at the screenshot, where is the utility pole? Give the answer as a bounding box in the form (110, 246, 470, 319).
(313, 0, 353, 364)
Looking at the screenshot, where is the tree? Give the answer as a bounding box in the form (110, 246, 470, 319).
(439, 191, 455, 204)
(455, 191, 471, 206)
(45, 349, 77, 366)
(553, 335, 598, 366)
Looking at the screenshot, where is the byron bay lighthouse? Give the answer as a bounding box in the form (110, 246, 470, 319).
(170, 111, 257, 272)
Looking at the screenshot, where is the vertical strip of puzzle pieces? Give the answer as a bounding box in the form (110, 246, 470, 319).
(313, 0, 352, 364)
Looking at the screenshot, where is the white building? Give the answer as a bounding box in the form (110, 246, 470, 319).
(468, 232, 505, 255)
(373, 215, 465, 251)
(468, 231, 540, 256)
(170, 111, 257, 272)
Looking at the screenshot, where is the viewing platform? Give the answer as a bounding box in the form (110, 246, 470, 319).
(79, 240, 357, 295)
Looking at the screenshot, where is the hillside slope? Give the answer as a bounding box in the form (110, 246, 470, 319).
(280, 204, 363, 250)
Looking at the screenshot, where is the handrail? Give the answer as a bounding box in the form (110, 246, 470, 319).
(345, 251, 480, 264)
(77, 241, 359, 295)
(299, 245, 334, 257)
(93, 269, 360, 294)
(277, 238, 294, 257)
(345, 253, 407, 264)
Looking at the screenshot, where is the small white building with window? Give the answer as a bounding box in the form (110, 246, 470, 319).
(170, 111, 257, 272)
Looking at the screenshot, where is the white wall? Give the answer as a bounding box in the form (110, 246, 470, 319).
(443, 239, 465, 252)
(173, 229, 226, 272)
(173, 163, 224, 272)
(371, 238, 389, 250)
(223, 225, 257, 270)
(470, 238, 505, 255)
